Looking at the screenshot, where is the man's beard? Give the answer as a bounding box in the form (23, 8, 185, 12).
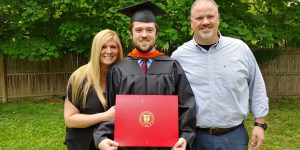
(198, 29, 214, 40)
(134, 41, 156, 53)
(136, 46, 153, 53)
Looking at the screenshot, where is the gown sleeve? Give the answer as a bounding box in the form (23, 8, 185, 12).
(174, 60, 196, 149)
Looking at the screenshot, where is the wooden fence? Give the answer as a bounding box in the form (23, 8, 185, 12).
(260, 48, 300, 98)
(1, 49, 300, 102)
(0, 53, 88, 102)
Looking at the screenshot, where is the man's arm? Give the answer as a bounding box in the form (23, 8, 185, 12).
(93, 121, 115, 148)
(246, 46, 269, 150)
(98, 139, 119, 150)
(173, 60, 196, 149)
(251, 117, 266, 150)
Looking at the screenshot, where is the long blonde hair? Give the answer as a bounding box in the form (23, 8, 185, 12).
(66, 29, 123, 109)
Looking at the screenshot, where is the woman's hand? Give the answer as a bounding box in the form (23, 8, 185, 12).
(104, 106, 115, 122)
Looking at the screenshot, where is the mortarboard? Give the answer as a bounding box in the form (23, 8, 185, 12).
(117, 1, 166, 23)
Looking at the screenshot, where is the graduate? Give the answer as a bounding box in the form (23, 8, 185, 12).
(94, 1, 196, 150)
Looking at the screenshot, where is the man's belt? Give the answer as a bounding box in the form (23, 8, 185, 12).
(197, 123, 243, 136)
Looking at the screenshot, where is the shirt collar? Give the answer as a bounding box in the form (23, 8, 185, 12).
(192, 32, 223, 52)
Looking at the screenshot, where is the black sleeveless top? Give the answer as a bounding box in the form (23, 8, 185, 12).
(65, 85, 105, 150)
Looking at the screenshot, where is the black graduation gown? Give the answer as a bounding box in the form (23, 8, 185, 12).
(94, 55, 196, 150)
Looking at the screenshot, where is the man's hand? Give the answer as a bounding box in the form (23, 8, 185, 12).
(98, 139, 119, 150)
(172, 138, 187, 150)
(251, 126, 265, 150)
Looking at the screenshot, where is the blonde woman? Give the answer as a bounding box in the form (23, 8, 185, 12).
(64, 29, 123, 150)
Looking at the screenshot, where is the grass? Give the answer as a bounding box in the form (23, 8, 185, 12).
(244, 98, 300, 150)
(0, 98, 299, 150)
(0, 99, 66, 150)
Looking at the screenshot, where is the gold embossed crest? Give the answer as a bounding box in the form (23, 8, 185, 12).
(139, 111, 155, 127)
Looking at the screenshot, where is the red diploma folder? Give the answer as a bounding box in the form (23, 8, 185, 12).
(114, 95, 179, 147)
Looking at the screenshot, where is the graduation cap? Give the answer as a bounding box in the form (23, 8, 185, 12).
(117, 1, 166, 23)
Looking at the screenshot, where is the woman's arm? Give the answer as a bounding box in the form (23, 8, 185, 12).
(64, 99, 115, 128)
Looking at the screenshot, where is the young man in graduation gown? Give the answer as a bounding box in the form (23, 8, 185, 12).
(93, 1, 196, 150)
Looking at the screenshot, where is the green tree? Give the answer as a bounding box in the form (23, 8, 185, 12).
(0, 0, 299, 61)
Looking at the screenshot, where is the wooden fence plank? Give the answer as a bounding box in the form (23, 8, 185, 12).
(0, 57, 8, 103)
